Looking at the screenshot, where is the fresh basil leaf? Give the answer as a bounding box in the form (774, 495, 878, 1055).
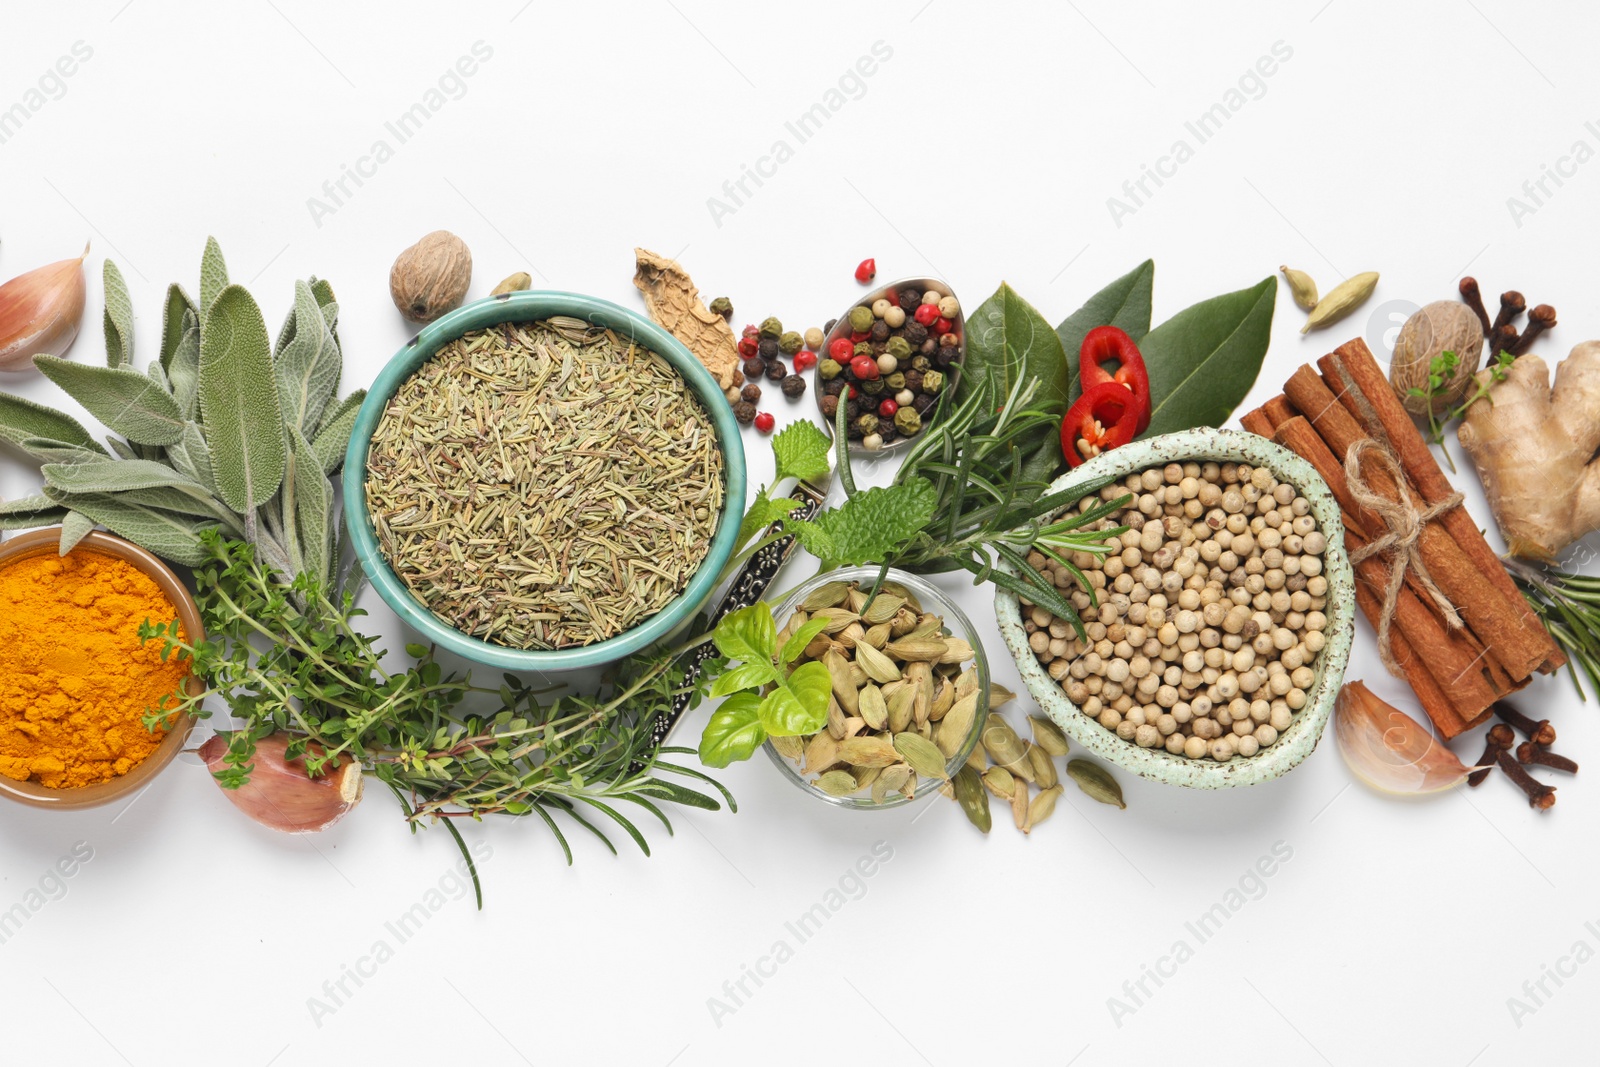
(779, 616, 830, 664)
(698, 692, 767, 768)
(311, 389, 364, 474)
(276, 280, 342, 433)
(199, 284, 287, 513)
(102, 259, 135, 368)
(772, 420, 831, 484)
(35, 355, 186, 446)
(735, 486, 801, 549)
(160, 284, 198, 371)
(199, 236, 229, 315)
(759, 660, 831, 736)
(787, 479, 937, 568)
(1138, 276, 1276, 439)
(1056, 259, 1155, 404)
(0, 392, 106, 455)
(709, 661, 775, 699)
(713, 602, 777, 665)
(957, 283, 1071, 416)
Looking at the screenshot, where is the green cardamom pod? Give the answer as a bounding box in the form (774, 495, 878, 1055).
(1029, 715, 1070, 758)
(1301, 270, 1379, 334)
(982, 764, 1015, 800)
(1279, 264, 1319, 312)
(1028, 744, 1058, 789)
(988, 682, 1016, 707)
(858, 684, 888, 731)
(893, 731, 949, 780)
(815, 769, 861, 797)
(935, 692, 980, 758)
(981, 713, 1032, 778)
(854, 640, 903, 685)
(1066, 758, 1127, 809)
(802, 581, 850, 611)
(1026, 785, 1064, 833)
(823, 650, 859, 716)
(954, 765, 991, 834)
(839, 735, 899, 768)
(860, 594, 905, 626)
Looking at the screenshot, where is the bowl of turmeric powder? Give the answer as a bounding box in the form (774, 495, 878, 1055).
(0, 528, 203, 810)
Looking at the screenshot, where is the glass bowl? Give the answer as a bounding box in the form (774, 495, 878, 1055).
(763, 566, 988, 809)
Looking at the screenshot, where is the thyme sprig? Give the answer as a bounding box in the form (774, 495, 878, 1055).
(1405, 348, 1514, 472)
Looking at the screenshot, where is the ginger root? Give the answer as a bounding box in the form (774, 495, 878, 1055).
(1458, 341, 1600, 561)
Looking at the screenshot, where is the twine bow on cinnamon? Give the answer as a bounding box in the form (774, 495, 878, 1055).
(1344, 438, 1466, 675)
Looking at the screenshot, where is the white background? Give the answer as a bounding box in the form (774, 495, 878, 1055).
(1, 2, 1595, 1064)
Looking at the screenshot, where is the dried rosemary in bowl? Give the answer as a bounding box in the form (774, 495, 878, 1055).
(366, 317, 724, 650)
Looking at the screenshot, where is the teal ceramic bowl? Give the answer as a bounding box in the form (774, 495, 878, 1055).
(344, 291, 747, 672)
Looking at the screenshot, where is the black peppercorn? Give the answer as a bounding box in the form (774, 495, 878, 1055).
(758, 337, 779, 360)
(870, 341, 888, 356)
(733, 400, 757, 424)
(913, 393, 935, 415)
(781, 374, 806, 398)
(898, 287, 921, 310)
(903, 322, 928, 346)
(823, 378, 846, 397)
(742, 357, 766, 380)
(934, 347, 956, 368)
(903, 370, 924, 393)
(824, 318, 837, 334)
(920, 338, 938, 356)
(765, 360, 787, 382)
(820, 394, 839, 419)
(845, 400, 860, 420)
(876, 416, 896, 438)
(741, 384, 762, 402)
(870, 320, 890, 343)
(709, 296, 733, 321)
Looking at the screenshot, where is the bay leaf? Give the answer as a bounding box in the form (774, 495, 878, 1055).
(199, 236, 229, 315)
(0, 393, 106, 455)
(58, 511, 96, 555)
(275, 280, 341, 433)
(311, 389, 364, 475)
(957, 282, 1071, 416)
(35, 355, 186, 446)
(199, 284, 286, 514)
(1055, 259, 1154, 405)
(1137, 276, 1276, 439)
(160, 283, 198, 370)
(44, 489, 216, 566)
(102, 259, 135, 368)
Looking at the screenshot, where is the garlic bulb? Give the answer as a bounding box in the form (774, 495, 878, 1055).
(0, 243, 89, 371)
(198, 732, 363, 832)
(1335, 681, 1476, 796)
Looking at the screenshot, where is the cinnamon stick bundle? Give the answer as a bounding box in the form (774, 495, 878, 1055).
(1241, 339, 1562, 739)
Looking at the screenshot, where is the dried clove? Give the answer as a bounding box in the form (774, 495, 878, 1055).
(1491, 290, 1527, 340)
(1493, 701, 1556, 746)
(1490, 322, 1519, 360)
(1459, 277, 1492, 337)
(1509, 304, 1557, 355)
(1469, 723, 1515, 787)
(1517, 742, 1578, 774)
(1497, 750, 1556, 810)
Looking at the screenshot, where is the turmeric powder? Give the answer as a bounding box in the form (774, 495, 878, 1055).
(0, 549, 189, 788)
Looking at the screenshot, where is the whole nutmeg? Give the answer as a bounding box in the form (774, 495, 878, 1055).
(1390, 300, 1483, 415)
(390, 231, 472, 323)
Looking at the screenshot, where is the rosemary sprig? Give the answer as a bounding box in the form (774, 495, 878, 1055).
(1506, 556, 1600, 701)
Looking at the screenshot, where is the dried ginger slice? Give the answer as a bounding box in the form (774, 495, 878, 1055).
(632, 248, 739, 389)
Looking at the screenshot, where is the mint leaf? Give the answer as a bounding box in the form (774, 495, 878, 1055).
(772, 420, 831, 483)
(699, 693, 767, 768)
(736, 486, 801, 548)
(713, 602, 776, 665)
(709, 661, 775, 698)
(787, 478, 937, 567)
(779, 616, 830, 664)
(758, 660, 831, 736)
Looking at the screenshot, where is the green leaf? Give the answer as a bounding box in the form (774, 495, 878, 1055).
(43, 457, 209, 495)
(199, 285, 286, 513)
(772, 420, 831, 483)
(787, 478, 937, 568)
(0, 393, 106, 455)
(168, 317, 201, 419)
(160, 284, 198, 371)
(712, 602, 777, 665)
(779, 616, 830, 664)
(698, 693, 767, 768)
(1056, 259, 1154, 404)
(758, 660, 831, 736)
(310, 389, 364, 474)
(709, 661, 775, 698)
(275, 280, 342, 433)
(35, 355, 186, 446)
(58, 511, 95, 554)
(1138, 276, 1276, 439)
(44, 490, 216, 566)
(0, 495, 69, 530)
(957, 283, 1071, 416)
(168, 422, 215, 493)
(199, 236, 229, 315)
(735, 486, 801, 548)
(13, 438, 104, 464)
(285, 428, 333, 587)
(102, 259, 135, 368)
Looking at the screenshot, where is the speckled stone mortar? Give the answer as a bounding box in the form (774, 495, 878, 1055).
(994, 427, 1355, 789)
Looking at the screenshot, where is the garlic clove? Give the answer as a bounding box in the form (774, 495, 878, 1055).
(0, 243, 89, 371)
(1335, 680, 1475, 797)
(198, 732, 363, 832)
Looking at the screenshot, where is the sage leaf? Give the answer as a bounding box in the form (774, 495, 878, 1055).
(16, 438, 104, 464)
(199, 236, 229, 315)
(44, 489, 216, 566)
(168, 422, 215, 493)
(698, 693, 767, 769)
(288, 428, 333, 588)
(310, 389, 364, 475)
(160, 283, 198, 370)
(168, 318, 201, 419)
(1138, 276, 1276, 439)
(103, 259, 135, 368)
(43, 457, 209, 495)
(0, 393, 106, 455)
(199, 284, 286, 513)
(0, 495, 69, 530)
(1056, 259, 1154, 405)
(786, 478, 937, 568)
(958, 283, 1071, 416)
(275, 280, 342, 433)
(35, 355, 186, 446)
(107, 437, 138, 461)
(59, 511, 96, 555)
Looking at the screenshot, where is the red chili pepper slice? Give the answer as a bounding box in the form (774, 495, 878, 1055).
(1079, 326, 1151, 434)
(1062, 380, 1140, 468)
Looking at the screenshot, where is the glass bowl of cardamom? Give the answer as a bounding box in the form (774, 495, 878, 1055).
(763, 566, 989, 809)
